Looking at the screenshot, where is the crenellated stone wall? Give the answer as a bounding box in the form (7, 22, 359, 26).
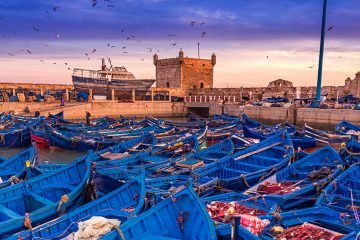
(153, 49, 216, 90)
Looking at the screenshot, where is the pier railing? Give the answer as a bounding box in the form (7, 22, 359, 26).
(184, 95, 238, 103)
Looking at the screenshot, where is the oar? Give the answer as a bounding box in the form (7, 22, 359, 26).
(234, 142, 283, 161)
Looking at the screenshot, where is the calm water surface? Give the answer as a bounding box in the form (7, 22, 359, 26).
(0, 147, 85, 164)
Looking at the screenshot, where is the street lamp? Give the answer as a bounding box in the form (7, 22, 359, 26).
(312, 0, 328, 108)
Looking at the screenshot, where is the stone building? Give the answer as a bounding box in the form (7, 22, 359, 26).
(186, 71, 360, 102)
(345, 72, 360, 97)
(153, 49, 216, 90)
(267, 79, 294, 88)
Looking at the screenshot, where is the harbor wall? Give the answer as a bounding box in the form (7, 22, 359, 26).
(0, 102, 187, 120)
(1, 101, 360, 127)
(216, 104, 360, 128)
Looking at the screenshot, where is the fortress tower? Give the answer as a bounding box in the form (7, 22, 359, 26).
(153, 49, 216, 90)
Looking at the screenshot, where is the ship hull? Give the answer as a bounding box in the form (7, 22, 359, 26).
(72, 76, 155, 100)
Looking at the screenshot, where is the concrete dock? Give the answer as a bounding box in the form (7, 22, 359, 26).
(1, 101, 359, 127)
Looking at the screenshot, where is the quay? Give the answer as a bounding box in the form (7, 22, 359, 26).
(1, 101, 360, 128)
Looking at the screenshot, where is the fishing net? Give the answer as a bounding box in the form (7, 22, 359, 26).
(257, 181, 300, 195)
(275, 222, 345, 240)
(69, 216, 120, 240)
(206, 201, 266, 223)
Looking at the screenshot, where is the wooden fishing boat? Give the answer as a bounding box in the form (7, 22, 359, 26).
(11, 174, 145, 240)
(95, 133, 200, 171)
(242, 146, 343, 211)
(147, 116, 206, 128)
(316, 163, 360, 228)
(48, 111, 64, 120)
(0, 154, 92, 236)
(100, 187, 217, 239)
(149, 137, 234, 176)
(0, 146, 37, 189)
(44, 122, 162, 151)
(72, 60, 155, 100)
(242, 114, 315, 147)
(339, 136, 360, 165)
(335, 119, 360, 135)
(193, 131, 294, 192)
(230, 134, 258, 153)
(202, 191, 271, 239)
(45, 124, 120, 151)
(304, 123, 350, 148)
(243, 119, 316, 149)
(241, 114, 262, 128)
(0, 117, 43, 148)
(234, 207, 357, 240)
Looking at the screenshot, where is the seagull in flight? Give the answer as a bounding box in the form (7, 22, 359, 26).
(201, 32, 206, 37)
(33, 26, 39, 31)
(190, 21, 196, 26)
(200, 22, 205, 26)
(326, 26, 334, 33)
(8, 53, 15, 56)
(308, 64, 315, 69)
(56, 33, 61, 38)
(26, 50, 32, 54)
(140, 58, 144, 61)
(92, 49, 96, 53)
(168, 34, 176, 37)
(53, 6, 61, 12)
(40, 60, 44, 63)
(146, 48, 153, 53)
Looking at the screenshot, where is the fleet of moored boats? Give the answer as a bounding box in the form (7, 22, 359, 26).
(0, 111, 359, 239)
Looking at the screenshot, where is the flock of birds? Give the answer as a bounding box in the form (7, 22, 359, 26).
(0, 0, 210, 73)
(0, 1, 344, 74)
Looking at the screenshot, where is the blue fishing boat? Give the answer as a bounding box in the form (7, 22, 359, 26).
(148, 116, 206, 128)
(230, 134, 258, 152)
(193, 131, 294, 191)
(202, 191, 271, 239)
(336, 119, 360, 135)
(10, 173, 145, 240)
(0, 146, 37, 189)
(100, 187, 217, 239)
(304, 123, 350, 148)
(242, 146, 343, 211)
(0, 117, 43, 148)
(243, 119, 316, 149)
(48, 111, 64, 120)
(235, 207, 357, 240)
(241, 114, 262, 128)
(96, 133, 201, 171)
(0, 154, 92, 236)
(339, 136, 360, 165)
(149, 137, 234, 176)
(316, 163, 360, 228)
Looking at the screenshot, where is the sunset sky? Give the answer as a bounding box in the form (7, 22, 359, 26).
(0, 0, 359, 87)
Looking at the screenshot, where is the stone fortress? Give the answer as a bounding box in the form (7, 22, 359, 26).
(153, 49, 216, 90)
(154, 49, 360, 102)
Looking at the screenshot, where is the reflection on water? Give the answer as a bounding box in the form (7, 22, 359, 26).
(0, 147, 85, 164)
